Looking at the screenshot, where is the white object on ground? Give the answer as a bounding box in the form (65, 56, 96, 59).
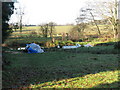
(84, 44, 93, 47)
(26, 43, 44, 53)
(57, 45, 60, 48)
(18, 47, 26, 50)
(62, 43, 81, 49)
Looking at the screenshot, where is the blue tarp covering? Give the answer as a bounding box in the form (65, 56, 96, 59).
(26, 43, 44, 53)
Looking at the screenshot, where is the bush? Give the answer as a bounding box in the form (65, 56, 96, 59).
(2, 54, 11, 70)
(59, 41, 66, 46)
(114, 41, 120, 49)
(30, 31, 37, 35)
(7, 41, 20, 48)
(66, 40, 74, 46)
(54, 40, 59, 45)
(29, 31, 38, 37)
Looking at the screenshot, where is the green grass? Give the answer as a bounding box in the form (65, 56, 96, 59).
(2, 45, 119, 88)
(4, 37, 52, 46)
(2, 24, 119, 88)
(30, 70, 119, 88)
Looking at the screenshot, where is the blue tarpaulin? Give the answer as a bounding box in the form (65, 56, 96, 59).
(26, 43, 44, 53)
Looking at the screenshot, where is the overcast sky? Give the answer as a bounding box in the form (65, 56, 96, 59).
(9, 0, 118, 25)
(9, 0, 92, 25)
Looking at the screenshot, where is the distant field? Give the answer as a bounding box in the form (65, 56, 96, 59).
(22, 25, 73, 33)
(12, 25, 74, 35)
(11, 25, 112, 36)
(54, 25, 73, 33)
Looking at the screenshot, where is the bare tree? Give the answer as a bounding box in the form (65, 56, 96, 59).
(48, 22, 56, 38)
(89, 11, 101, 35)
(75, 9, 88, 35)
(39, 22, 56, 38)
(40, 24, 49, 38)
(69, 22, 87, 41)
(87, 0, 119, 38)
(76, 8, 101, 35)
(15, 4, 24, 33)
(69, 27, 80, 41)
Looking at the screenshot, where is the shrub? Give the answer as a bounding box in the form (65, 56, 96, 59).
(7, 40, 20, 48)
(114, 41, 120, 49)
(29, 31, 38, 37)
(54, 40, 59, 45)
(59, 41, 66, 46)
(30, 31, 37, 35)
(66, 40, 74, 46)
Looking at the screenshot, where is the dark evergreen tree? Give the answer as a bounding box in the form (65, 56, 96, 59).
(2, 2, 14, 43)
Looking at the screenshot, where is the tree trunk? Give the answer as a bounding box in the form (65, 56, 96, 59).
(90, 12, 101, 35)
(50, 26, 53, 37)
(111, 20, 118, 38)
(113, 27, 118, 38)
(20, 15, 22, 33)
(45, 24, 48, 38)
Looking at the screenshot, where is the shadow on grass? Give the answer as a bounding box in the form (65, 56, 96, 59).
(13, 30, 32, 32)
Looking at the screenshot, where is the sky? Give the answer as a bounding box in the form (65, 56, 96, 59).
(9, 0, 119, 25)
(9, 0, 92, 25)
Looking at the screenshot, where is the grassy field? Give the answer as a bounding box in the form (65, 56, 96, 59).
(54, 25, 73, 34)
(4, 24, 115, 48)
(2, 24, 120, 89)
(11, 25, 73, 36)
(11, 25, 113, 37)
(2, 45, 119, 88)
